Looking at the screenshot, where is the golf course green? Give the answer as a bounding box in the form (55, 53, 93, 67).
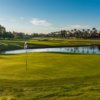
(1, 0, 100, 99)
(0, 52, 100, 100)
(0, 39, 100, 100)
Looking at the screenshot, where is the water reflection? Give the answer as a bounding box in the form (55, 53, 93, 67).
(1, 45, 100, 54)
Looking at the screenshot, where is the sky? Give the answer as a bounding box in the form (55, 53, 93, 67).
(0, 0, 100, 34)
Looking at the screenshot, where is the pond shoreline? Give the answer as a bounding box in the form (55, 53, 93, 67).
(1, 44, 100, 52)
(1, 44, 100, 54)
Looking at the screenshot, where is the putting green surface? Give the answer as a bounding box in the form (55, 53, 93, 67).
(0, 53, 100, 80)
(0, 53, 100, 100)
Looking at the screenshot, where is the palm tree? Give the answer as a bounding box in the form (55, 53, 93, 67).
(60, 30, 67, 38)
(91, 28, 97, 38)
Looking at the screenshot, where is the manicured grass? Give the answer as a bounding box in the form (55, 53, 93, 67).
(29, 38, 100, 47)
(0, 39, 100, 51)
(0, 53, 100, 99)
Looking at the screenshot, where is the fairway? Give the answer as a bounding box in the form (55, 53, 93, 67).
(0, 53, 100, 100)
(1, 39, 100, 51)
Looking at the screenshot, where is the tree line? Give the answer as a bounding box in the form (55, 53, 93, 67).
(0, 24, 100, 39)
(0, 25, 31, 40)
(46, 28, 100, 39)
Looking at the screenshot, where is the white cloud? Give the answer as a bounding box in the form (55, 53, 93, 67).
(31, 18, 51, 26)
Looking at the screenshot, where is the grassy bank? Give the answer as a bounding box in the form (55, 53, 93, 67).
(0, 39, 100, 51)
(0, 53, 100, 99)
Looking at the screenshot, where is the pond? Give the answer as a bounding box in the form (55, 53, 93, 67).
(1, 45, 100, 54)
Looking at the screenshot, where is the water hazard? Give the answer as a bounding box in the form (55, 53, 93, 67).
(1, 45, 100, 54)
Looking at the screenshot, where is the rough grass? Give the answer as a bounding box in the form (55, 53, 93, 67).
(0, 53, 100, 99)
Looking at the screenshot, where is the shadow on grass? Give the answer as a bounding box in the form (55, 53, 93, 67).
(0, 54, 17, 56)
(44, 52, 93, 55)
(0, 74, 99, 86)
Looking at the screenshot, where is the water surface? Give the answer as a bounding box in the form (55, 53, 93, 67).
(2, 45, 100, 54)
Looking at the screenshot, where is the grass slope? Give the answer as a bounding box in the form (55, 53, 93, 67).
(0, 53, 100, 99)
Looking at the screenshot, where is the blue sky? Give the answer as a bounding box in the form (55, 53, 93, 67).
(0, 0, 100, 33)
